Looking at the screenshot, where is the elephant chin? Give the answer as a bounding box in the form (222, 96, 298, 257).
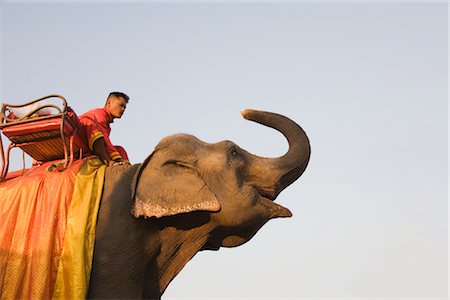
(221, 235, 249, 247)
(220, 200, 292, 248)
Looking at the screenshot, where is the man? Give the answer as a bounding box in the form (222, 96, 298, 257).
(79, 92, 130, 166)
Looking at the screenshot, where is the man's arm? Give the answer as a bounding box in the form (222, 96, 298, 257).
(92, 137, 111, 166)
(93, 137, 127, 166)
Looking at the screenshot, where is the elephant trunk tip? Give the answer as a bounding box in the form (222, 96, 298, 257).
(241, 109, 256, 120)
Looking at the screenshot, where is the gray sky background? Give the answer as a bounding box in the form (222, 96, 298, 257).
(0, 2, 448, 299)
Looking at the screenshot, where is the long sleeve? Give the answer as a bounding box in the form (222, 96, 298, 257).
(79, 108, 123, 161)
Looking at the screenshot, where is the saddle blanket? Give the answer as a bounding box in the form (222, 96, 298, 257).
(0, 158, 105, 299)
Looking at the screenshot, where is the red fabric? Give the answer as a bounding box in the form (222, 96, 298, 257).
(114, 145, 129, 161)
(2, 117, 64, 136)
(79, 108, 128, 161)
(2, 108, 85, 140)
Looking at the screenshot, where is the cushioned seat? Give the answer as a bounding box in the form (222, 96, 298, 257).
(0, 95, 90, 180)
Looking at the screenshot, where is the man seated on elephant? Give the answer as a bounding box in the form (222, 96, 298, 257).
(79, 92, 130, 166)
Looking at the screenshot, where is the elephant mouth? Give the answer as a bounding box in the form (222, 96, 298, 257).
(255, 188, 292, 219)
(202, 188, 292, 250)
(217, 194, 292, 249)
(256, 187, 277, 200)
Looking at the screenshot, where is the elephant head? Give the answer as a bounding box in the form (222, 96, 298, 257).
(88, 110, 310, 299)
(132, 109, 310, 248)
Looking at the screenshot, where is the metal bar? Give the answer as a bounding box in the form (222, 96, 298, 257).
(1, 94, 67, 110)
(1, 143, 14, 180)
(5, 104, 64, 121)
(21, 150, 26, 176)
(68, 134, 75, 168)
(0, 104, 7, 128)
(0, 94, 67, 128)
(60, 113, 69, 169)
(0, 133, 6, 181)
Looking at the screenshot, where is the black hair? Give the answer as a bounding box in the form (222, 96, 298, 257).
(108, 91, 129, 103)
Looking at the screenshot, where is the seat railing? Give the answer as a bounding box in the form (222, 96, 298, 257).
(0, 94, 67, 128)
(0, 94, 79, 181)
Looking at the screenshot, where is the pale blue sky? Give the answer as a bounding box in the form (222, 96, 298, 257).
(0, 2, 448, 299)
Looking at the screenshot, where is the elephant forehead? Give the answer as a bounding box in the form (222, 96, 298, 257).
(158, 134, 204, 147)
(156, 134, 208, 154)
(197, 152, 227, 169)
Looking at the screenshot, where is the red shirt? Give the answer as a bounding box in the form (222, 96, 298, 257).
(79, 108, 126, 161)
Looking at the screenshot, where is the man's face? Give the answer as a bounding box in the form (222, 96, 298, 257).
(106, 96, 127, 119)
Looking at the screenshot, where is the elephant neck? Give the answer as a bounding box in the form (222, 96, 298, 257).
(157, 220, 215, 295)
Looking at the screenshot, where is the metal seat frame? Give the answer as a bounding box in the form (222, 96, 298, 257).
(0, 94, 84, 181)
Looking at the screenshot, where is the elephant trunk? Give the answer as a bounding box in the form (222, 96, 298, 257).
(241, 109, 311, 200)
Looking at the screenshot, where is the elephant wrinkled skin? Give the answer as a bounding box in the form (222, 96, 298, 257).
(88, 110, 310, 299)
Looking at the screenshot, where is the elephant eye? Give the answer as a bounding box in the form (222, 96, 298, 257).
(227, 146, 240, 160)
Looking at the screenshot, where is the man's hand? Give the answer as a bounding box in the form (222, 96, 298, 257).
(109, 159, 130, 167)
(93, 138, 130, 167)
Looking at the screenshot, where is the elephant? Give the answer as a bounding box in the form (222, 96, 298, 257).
(87, 109, 310, 299)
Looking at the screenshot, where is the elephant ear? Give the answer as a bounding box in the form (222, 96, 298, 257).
(131, 152, 221, 219)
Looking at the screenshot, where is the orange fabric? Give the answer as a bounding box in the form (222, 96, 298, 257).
(0, 160, 83, 299)
(79, 108, 128, 161)
(0, 158, 105, 299)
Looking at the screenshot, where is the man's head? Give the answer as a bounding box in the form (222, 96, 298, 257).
(105, 91, 129, 119)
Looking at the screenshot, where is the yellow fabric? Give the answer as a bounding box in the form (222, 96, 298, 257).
(88, 131, 104, 150)
(109, 151, 121, 161)
(52, 158, 105, 299)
